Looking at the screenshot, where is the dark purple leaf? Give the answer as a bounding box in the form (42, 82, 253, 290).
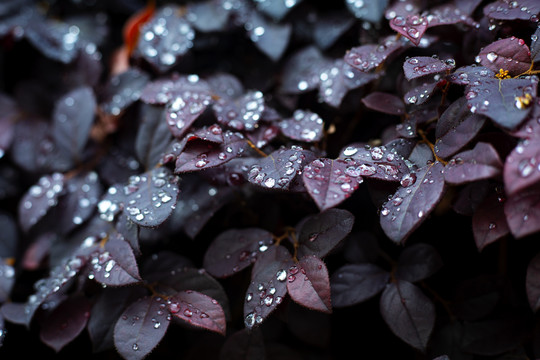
(403, 78, 440, 106)
(0, 211, 17, 259)
(312, 10, 355, 50)
(99, 68, 150, 116)
(318, 59, 380, 108)
(246, 11, 291, 61)
(135, 104, 173, 169)
(113, 296, 171, 360)
(345, 0, 388, 22)
(0, 93, 18, 156)
(379, 280, 435, 351)
(452, 180, 492, 216)
(425, 4, 479, 28)
(447, 65, 495, 86)
(213, 90, 265, 131)
(134, 5, 195, 73)
(385, 0, 422, 20)
(465, 76, 537, 130)
(0, 263, 15, 303)
(39, 296, 91, 352)
(175, 131, 248, 173)
(531, 26, 540, 63)
(483, 0, 540, 21)
(434, 97, 486, 159)
(279, 109, 324, 143)
(455, 0, 484, 15)
(286, 256, 332, 313)
(340, 144, 410, 182)
(203, 228, 274, 278)
(403, 56, 455, 81)
(527, 252, 540, 312)
(246, 123, 280, 149)
(243, 246, 293, 329)
(345, 36, 406, 72)
(302, 158, 363, 211)
(395, 243, 443, 282)
(52, 86, 96, 161)
(408, 142, 434, 168)
(96, 184, 125, 223)
(219, 328, 265, 360)
(280, 46, 331, 94)
(330, 263, 389, 307)
(511, 99, 540, 139)
(444, 142, 503, 185)
(504, 139, 540, 196)
(472, 191, 510, 251)
(477, 37, 532, 76)
(389, 14, 428, 46)
(122, 167, 179, 227)
(88, 235, 141, 286)
(18, 173, 65, 232)
(504, 186, 540, 239)
(207, 73, 244, 100)
(361, 92, 405, 116)
(187, 0, 230, 32)
(450, 274, 504, 321)
(296, 208, 355, 258)
(248, 146, 316, 190)
(380, 162, 446, 243)
(167, 290, 226, 335)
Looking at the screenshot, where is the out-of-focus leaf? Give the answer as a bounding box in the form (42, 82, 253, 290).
(504, 139, 540, 196)
(245, 11, 291, 61)
(279, 109, 324, 143)
(345, 0, 388, 22)
(213, 90, 265, 132)
(527, 252, 540, 312)
(504, 186, 540, 239)
(345, 36, 406, 72)
(472, 192, 510, 251)
(395, 243, 443, 283)
(330, 263, 389, 307)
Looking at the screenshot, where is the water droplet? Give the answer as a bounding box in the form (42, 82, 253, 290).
(486, 52, 498, 63)
(132, 343, 139, 351)
(276, 269, 287, 282)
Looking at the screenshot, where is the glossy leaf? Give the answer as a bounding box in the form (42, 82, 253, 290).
(279, 109, 324, 143)
(472, 191, 510, 251)
(280, 46, 331, 94)
(243, 246, 293, 329)
(403, 78, 440, 106)
(380, 280, 435, 351)
(531, 26, 540, 63)
(135, 104, 173, 170)
(167, 290, 226, 335)
(286, 256, 332, 313)
(504, 186, 540, 239)
(203, 228, 274, 278)
(213, 90, 265, 132)
(403, 56, 455, 81)
(527, 252, 540, 312)
(425, 4, 478, 28)
(89, 235, 141, 286)
(303, 158, 363, 211)
(344, 36, 405, 72)
(395, 243, 443, 283)
(99, 68, 150, 116)
(477, 37, 531, 76)
(340, 144, 410, 182)
(361, 92, 405, 116)
(113, 296, 171, 360)
(483, 0, 540, 21)
(330, 263, 389, 307)
(39, 296, 91, 352)
(389, 14, 428, 46)
(504, 139, 540, 196)
(444, 142, 503, 185)
(296, 208, 354, 258)
(122, 167, 179, 227)
(380, 162, 446, 243)
(435, 97, 486, 159)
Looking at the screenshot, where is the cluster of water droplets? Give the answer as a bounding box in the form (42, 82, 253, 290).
(405, 56, 455, 79)
(97, 186, 123, 222)
(166, 89, 212, 134)
(391, 14, 427, 43)
(20, 173, 64, 230)
(213, 91, 265, 131)
(137, 6, 195, 71)
(248, 146, 308, 189)
(279, 109, 324, 142)
(166, 292, 213, 323)
(67, 171, 100, 226)
(485, 1, 539, 22)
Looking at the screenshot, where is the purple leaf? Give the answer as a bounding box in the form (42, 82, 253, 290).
(52, 86, 96, 161)
(122, 167, 179, 227)
(0, 263, 15, 303)
(527, 252, 540, 312)
(361, 92, 405, 116)
(531, 26, 540, 63)
(18, 173, 65, 232)
(444, 142, 503, 185)
(434, 97, 486, 159)
(477, 37, 532, 76)
(472, 192, 510, 251)
(167, 290, 226, 335)
(279, 109, 324, 143)
(379, 280, 435, 351)
(247, 146, 315, 190)
(345, 0, 388, 22)
(504, 139, 540, 196)
(99, 68, 150, 116)
(213, 90, 265, 131)
(89, 235, 141, 286)
(447, 65, 495, 86)
(483, 0, 540, 21)
(504, 186, 540, 239)
(246, 123, 280, 149)
(330, 263, 389, 307)
(312, 10, 355, 50)
(344, 36, 406, 72)
(245, 11, 291, 61)
(296, 208, 355, 258)
(340, 144, 410, 182)
(207, 73, 244, 100)
(380, 162, 446, 243)
(135, 104, 173, 169)
(389, 14, 428, 46)
(452, 180, 492, 216)
(174, 130, 248, 173)
(220, 328, 265, 359)
(280, 46, 331, 94)
(455, 0, 484, 15)
(425, 4, 479, 28)
(385, 0, 421, 20)
(465, 76, 538, 130)
(113, 296, 171, 360)
(134, 6, 195, 73)
(302, 158, 363, 211)
(403, 56, 455, 81)
(187, 0, 230, 32)
(403, 78, 440, 106)
(395, 243, 443, 283)
(39, 296, 91, 352)
(203, 228, 274, 278)
(511, 99, 540, 139)
(286, 256, 332, 313)
(243, 246, 293, 329)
